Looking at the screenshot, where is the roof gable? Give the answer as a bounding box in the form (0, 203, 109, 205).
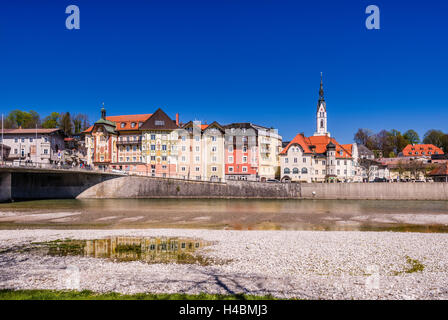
(140, 108, 179, 130)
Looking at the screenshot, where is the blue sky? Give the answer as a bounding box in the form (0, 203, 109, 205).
(0, 0, 447, 142)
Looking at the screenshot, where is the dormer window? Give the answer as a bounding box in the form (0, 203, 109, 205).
(131, 122, 136, 128)
(155, 120, 165, 126)
(121, 123, 125, 128)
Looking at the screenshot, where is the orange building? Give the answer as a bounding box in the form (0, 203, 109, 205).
(401, 144, 443, 157)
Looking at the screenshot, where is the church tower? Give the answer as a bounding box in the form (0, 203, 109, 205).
(314, 73, 330, 137)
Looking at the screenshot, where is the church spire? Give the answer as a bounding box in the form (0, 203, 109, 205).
(319, 72, 324, 102)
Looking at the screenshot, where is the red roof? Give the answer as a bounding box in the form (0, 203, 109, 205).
(429, 163, 448, 176)
(83, 114, 152, 133)
(280, 133, 352, 158)
(402, 144, 443, 156)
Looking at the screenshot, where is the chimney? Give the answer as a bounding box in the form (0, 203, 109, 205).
(176, 113, 179, 126)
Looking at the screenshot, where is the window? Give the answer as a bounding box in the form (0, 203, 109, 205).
(302, 168, 308, 174)
(284, 168, 290, 174)
(243, 146, 247, 153)
(242, 166, 247, 172)
(21, 138, 25, 143)
(212, 146, 217, 152)
(181, 156, 186, 162)
(14, 138, 18, 143)
(315, 159, 318, 164)
(182, 146, 186, 151)
(228, 167, 234, 172)
(162, 134, 167, 140)
(285, 158, 289, 164)
(195, 167, 200, 172)
(30, 138, 33, 142)
(155, 120, 165, 126)
(133, 146, 137, 151)
(211, 136, 217, 142)
(195, 156, 200, 162)
(228, 156, 234, 163)
(212, 156, 217, 162)
(303, 158, 306, 163)
(44, 137, 48, 142)
(212, 166, 217, 172)
(294, 158, 297, 163)
(337, 169, 340, 175)
(344, 160, 347, 165)
(126, 157, 130, 162)
(242, 156, 247, 163)
(162, 156, 167, 161)
(133, 156, 136, 162)
(181, 136, 186, 141)
(151, 156, 156, 161)
(337, 160, 340, 165)
(195, 136, 200, 142)
(131, 122, 136, 128)
(195, 146, 200, 152)
(151, 134, 156, 140)
(293, 168, 299, 174)
(228, 146, 233, 152)
(181, 167, 186, 172)
(119, 157, 123, 162)
(323, 169, 326, 174)
(162, 145, 167, 151)
(43, 149, 48, 155)
(126, 146, 130, 152)
(315, 170, 318, 175)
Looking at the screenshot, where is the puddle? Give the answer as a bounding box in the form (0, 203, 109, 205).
(27, 236, 217, 265)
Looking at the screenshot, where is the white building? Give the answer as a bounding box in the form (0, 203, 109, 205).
(280, 75, 361, 183)
(1, 128, 65, 164)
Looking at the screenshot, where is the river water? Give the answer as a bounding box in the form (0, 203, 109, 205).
(1, 199, 448, 232)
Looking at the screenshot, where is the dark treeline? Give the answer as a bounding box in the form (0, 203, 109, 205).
(2, 110, 90, 135)
(354, 128, 448, 158)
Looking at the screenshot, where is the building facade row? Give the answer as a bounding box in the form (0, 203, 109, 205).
(84, 108, 282, 182)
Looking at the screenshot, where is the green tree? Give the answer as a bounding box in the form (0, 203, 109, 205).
(387, 129, 409, 156)
(4, 110, 40, 128)
(423, 130, 445, 148)
(354, 128, 374, 146)
(403, 130, 420, 145)
(72, 113, 90, 134)
(60, 112, 74, 136)
(42, 112, 61, 128)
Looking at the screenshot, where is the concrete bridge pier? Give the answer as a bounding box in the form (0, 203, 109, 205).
(0, 172, 11, 202)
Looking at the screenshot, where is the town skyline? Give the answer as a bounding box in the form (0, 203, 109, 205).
(1, 1, 447, 143)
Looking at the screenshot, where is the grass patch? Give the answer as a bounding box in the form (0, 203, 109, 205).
(0, 289, 278, 300)
(393, 256, 425, 275)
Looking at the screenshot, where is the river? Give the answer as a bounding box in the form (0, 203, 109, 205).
(1, 199, 448, 232)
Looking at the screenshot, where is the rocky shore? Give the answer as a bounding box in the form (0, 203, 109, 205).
(1, 229, 448, 299)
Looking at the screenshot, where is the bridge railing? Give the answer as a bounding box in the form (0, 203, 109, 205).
(0, 161, 124, 175)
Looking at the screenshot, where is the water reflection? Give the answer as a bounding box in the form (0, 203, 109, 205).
(39, 236, 211, 265)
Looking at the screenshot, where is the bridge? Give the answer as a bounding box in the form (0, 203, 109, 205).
(0, 165, 301, 202)
(0, 166, 122, 202)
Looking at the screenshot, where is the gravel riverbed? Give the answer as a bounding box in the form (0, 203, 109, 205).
(1, 229, 448, 299)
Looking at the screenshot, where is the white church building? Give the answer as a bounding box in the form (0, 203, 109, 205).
(280, 74, 361, 183)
